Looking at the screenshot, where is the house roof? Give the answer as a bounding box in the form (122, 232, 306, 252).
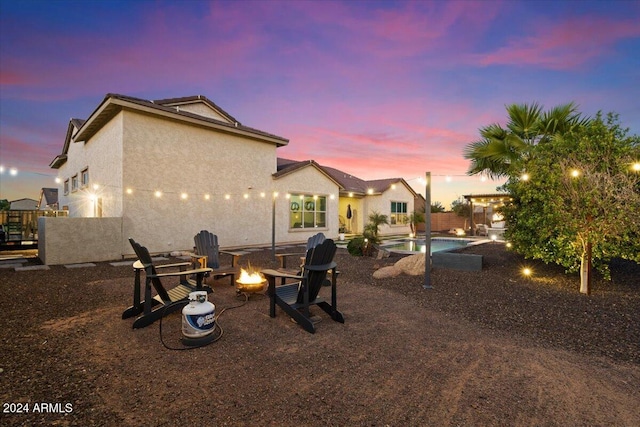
(51, 94, 289, 168)
(276, 158, 418, 198)
(39, 188, 58, 208)
(10, 198, 39, 210)
(273, 159, 342, 188)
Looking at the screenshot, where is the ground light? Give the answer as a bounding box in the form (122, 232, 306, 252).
(522, 267, 533, 277)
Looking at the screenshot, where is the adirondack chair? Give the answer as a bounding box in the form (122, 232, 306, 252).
(275, 232, 326, 272)
(262, 239, 344, 333)
(193, 230, 245, 286)
(122, 238, 212, 329)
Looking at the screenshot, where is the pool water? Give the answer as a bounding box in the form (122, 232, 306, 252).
(382, 238, 472, 254)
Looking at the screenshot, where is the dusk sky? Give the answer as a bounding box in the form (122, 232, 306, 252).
(1, 0, 639, 208)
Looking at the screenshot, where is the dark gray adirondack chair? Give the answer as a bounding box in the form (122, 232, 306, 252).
(193, 230, 244, 285)
(122, 238, 212, 329)
(262, 239, 344, 333)
(275, 232, 326, 272)
(275, 232, 328, 285)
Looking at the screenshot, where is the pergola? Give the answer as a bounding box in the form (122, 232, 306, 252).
(463, 193, 512, 236)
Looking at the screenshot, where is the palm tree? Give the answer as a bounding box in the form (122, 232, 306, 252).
(464, 102, 588, 179)
(364, 211, 389, 242)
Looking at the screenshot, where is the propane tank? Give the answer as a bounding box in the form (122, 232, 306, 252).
(182, 291, 215, 338)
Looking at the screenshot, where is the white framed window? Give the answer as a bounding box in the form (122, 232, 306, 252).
(81, 168, 89, 187)
(64, 179, 69, 195)
(71, 175, 78, 192)
(390, 201, 408, 225)
(289, 194, 327, 229)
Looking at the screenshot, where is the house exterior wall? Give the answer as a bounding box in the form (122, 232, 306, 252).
(365, 185, 414, 236)
(273, 166, 340, 243)
(38, 217, 123, 265)
(338, 196, 364, 233)
(57, 115, 124, 218)
(120, 110, 277, 255)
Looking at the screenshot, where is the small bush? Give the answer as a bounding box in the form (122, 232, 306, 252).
(347, 237, 365, 256)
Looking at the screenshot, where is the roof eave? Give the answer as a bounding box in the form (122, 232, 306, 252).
(73, 95, 289, 147)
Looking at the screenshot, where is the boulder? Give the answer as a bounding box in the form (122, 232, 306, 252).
(395, 253, 426, 276)
(372, 265, 401, 279)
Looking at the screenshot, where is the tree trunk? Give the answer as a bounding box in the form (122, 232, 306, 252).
(580, 242, 592, 295)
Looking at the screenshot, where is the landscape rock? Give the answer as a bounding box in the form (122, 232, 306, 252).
(372, 265, 401, 279)
(395, 253, 426, 276)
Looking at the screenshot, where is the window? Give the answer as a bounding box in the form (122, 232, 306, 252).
(390, 201, 408, 225)
(71, 175, 78, 192)
(81, 168, 89, 188)
(64, 179, 69, 195)
(289, 194, 327, 229)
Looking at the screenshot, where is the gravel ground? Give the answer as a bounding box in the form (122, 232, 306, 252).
(0, 241, 638, 426)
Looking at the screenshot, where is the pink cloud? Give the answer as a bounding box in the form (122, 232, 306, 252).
(477, 16, 640, 70)
(0, 135, 58, 174)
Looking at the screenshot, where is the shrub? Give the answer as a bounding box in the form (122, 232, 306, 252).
(347, 237, 365, 256)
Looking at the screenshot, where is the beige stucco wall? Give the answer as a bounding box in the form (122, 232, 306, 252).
(364, 184, 414, 236)
(273, 166, 340, 243)
(120, 110, 277, 255)
(56, 115, 124, 218)
(38, 217, 123, 265)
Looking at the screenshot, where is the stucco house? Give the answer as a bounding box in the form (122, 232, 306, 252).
(44, 94, 417, 263)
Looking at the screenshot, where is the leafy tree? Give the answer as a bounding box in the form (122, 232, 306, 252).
(430, 202, 445, 213)
(464, 102, 589, 178)
(502, 112, 640, 294)
(451, 197, 471, 217)
(0, 199, 9, 211)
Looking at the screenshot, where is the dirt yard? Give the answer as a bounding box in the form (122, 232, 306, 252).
(1, 242, 639, 426)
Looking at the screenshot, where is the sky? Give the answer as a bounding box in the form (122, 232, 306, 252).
(1, 0, 639, 208)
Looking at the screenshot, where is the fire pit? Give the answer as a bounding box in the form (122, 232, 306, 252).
(236, 265, 266, 294)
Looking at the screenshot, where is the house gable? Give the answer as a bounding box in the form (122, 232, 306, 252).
(274, 158, 342, 188)
(49, 119, 85, 169)
(153, 95, 238, 124)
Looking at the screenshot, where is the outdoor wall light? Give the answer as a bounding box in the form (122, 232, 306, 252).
(154, 191, 162, 198)
(224, 194, 230, 200)
(126, 188, 133, 195)
(204, 194, 210, 200)
(181, 193, 188, 200)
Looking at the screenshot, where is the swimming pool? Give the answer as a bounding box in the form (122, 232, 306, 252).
(381, 238, 474, 254)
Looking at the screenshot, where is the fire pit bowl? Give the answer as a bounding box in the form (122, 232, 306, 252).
(236, 267, 267, 293)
